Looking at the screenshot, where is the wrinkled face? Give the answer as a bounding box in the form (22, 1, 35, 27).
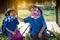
(33, 8, 41, 16)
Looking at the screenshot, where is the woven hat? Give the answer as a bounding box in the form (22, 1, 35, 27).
(5, 8, 15, 16)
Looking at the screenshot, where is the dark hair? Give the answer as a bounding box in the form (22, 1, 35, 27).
(29, 6, 43, 15)
(5, 10, 14, 16)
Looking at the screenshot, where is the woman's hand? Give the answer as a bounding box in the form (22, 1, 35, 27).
(38, 26, 46, 38)
(6, 28, 16, 36)
(38, 32, 42, 38)
(11, 32, 16, 36)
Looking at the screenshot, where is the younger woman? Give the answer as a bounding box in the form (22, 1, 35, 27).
(17, 6, 48, 40)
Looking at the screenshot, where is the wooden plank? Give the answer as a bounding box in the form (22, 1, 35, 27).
(23, 26, 30, 36)
(46, 22, 60, 33)
(18, 22, 30, 36)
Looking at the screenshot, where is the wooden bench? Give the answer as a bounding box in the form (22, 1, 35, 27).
(18, 22, 30, 37)
(18, 22, 60, 37)
(46, 22, 60, 33)
(0, 22, 60, 40)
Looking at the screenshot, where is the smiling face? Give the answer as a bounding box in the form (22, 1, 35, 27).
(30, 8, 41, 16)
(29, 6, 42, 17)
(33, 8, 41, 16)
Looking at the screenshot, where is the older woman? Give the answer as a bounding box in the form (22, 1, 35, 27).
(16, 6, 48, 40)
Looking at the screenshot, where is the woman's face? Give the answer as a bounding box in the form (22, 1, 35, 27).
(33, 8, 41, 16)
(10, 11, 15, 16)
(30, 8, 41, 16)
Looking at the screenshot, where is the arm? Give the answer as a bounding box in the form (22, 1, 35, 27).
(6, 27, 13, 33)
(3, 18, 15, 35)
(18, 16, 24, 22)
(6, 27, 16, 35)
(3, 18, 14, 34)
(40, 16, 47, 33)
(15, 15, 29, 23)
(38, 16, 47, 38)
(39, 26, 46, 34)
(15, 15, 24, 22)
(38, 26, 46, 38)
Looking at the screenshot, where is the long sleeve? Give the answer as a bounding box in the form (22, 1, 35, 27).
(2, 18, 8, 33)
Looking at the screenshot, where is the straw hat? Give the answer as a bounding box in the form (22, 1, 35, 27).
(5, 8, 15, 16)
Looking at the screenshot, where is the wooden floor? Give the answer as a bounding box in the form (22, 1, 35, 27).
(18, 22, 60, 36)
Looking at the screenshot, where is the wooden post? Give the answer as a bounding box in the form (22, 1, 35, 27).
(56, 0, 60, 26)
(0, 0, 7, 14)
(14, 0, 18, 15)
(6, 0, 12, 9)
(56, 0, 58, 24)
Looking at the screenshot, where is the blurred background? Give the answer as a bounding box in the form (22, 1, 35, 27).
(0, 0, 60, 40)
(0, 0, 57, 26)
